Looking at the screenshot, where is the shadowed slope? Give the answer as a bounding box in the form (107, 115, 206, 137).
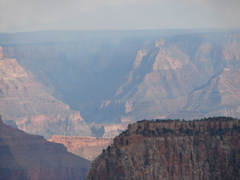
(0, 115, 91, 180)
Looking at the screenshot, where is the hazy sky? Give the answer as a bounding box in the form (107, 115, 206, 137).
(0, 0, 240, 32)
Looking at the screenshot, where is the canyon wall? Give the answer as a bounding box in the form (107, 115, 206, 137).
(108, 32, 240, 122)
(48, 135, 113, 161)
(0, 115, 91, 180)
(0, 56, 91, 138)
(86, 117, 240, 180)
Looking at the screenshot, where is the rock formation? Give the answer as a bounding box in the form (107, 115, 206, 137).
(107, 33, 240, 122)
(48, 135, 113, 161)
(182, 68, 240, 118)
(0, 57, 91, 138)
(86, 117, 240, 180)
(0, 115, 91, 180)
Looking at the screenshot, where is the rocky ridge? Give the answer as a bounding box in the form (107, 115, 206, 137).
(48, 135, 113, 161)
(0, 115, 91, 180)
(0, 56, 91, 138)
(86, 117, 240, 180)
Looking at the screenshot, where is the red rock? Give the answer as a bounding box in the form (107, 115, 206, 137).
(48, 135, 113, 161)
(86, 117, 240, 180)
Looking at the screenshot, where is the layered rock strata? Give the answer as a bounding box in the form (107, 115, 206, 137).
(86, 117, 240, 180)
(0, 57, 91, 138)
(0, 115, 91, 180)
(182, 68, 240, 118)
(48, 135, 113, 161)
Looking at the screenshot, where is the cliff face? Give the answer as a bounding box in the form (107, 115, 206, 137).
(86, 117, 240, 180)
(48, 135, 113, 161)
(182, 68, 240, 118)
(0, 57, 91, 138)
(107, 33, 240, 122)
(0, 115, 91, 180)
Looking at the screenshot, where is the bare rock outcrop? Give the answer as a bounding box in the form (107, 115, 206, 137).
(86, 117, 240, 180)
(0, 115, 91, 180)
(48, 135, 113, 161)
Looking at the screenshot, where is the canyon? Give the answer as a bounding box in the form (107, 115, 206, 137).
(86, 117, 240, 180)
(1, 29, 240, 179)
(0, 115, 91, 180)
(0, 30, 240, 137)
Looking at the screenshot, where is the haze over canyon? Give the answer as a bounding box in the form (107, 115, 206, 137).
(0, 29, 240, 179)
(0, 30, 240, 138)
